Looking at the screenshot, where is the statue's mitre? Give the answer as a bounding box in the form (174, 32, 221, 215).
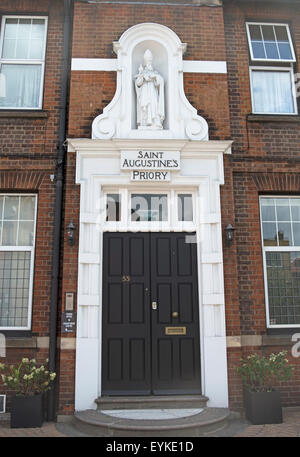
(143, 49, 153, 63)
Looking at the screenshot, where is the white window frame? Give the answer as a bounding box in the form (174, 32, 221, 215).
(0, 15, 48, 110)
(260, 195, 300, 328)
(0, 194, 38, 330)
(128, 190, 171, 231)
(102, 187, 197, 233)
(249, 66, 298, 115)
(175, 191, 196, 230)
(246, 22, 296, 63)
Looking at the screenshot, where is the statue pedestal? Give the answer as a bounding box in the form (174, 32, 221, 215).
(138, 125, 163, 131)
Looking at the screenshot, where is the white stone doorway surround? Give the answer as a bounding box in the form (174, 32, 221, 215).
(68, 137, 232, 411)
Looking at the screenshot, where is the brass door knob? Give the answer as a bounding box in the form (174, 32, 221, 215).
(172, 311, 179, 318)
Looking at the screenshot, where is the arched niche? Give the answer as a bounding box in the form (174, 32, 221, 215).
(92, 23, 208, 141)
(132, 40, 169, 130)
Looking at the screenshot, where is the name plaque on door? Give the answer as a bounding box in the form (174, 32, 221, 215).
(165, 326, 187, 335)
(121, 150, 180, 170)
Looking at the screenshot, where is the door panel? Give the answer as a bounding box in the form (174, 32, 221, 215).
(102, 233, 151, 395)
(102, 232, 201, 395)
(151, 233, 201, 394)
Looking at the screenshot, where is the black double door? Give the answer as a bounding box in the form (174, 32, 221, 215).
(102, 232, 201, 395)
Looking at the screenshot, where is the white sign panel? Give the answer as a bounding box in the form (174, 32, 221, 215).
(121, 150, 180, 170)
(131, 170, 171, 181)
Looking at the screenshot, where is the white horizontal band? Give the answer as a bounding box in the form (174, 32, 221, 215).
(71, 58, 227, 74)
(183, 60, 227, 74)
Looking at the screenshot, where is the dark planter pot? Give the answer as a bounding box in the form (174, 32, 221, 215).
(244, 389, 282, 425)
(11, 393, 43, 428)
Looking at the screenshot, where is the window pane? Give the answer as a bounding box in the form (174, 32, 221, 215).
(262, 25, 276, 42)
(261, 199, 275, 221)
(293, 223, 300, 246)
(276, 198, 290, 221)
(262, 222, 277, 246)
(19, 18, 31, 31)
(252, 70, 295, 114)
(2, 39, 16, 59)
(32, 19, 45, 37)
(247, 23, 294, 61)
(266, 251, 300, 325)
(131, 194, 168, 222)
(277, 222, 292, 246)
(2, 221, 17, 246)
(278, 43, 293, 60)
(275, 26, 289, 42)
(19, 196, 35, 220)
(249, 24, 262, 41)
(0, 195, 36, 246)
(0, 251, 31, 328)
(3, 196, 19, 220)
(106, 194, 120, 222)
(2, 20, 17, 58)
(15, 38, 30, 59)
(18, 221, 34, 246)
(2, 18, 45, 60)
(251, 42, 266, 59)
(4, 19, 18, 38)
(264, 42, 279, 60)
(0, 64, 41, 108)
(0, 196, 3, 218)
(178, 194, 193, 221)
(291, 200, 300, 222)
(29, 39, 44, 59)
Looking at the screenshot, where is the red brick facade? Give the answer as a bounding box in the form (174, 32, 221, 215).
(223, 0, 300, 410)
(0, 0, 64, 411)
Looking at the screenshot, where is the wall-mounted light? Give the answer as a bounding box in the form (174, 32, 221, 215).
(66, 221, 76, 246)
(225, 224, 235, 247)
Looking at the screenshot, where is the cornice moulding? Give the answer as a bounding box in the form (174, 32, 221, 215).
(68, 138, 232, 155)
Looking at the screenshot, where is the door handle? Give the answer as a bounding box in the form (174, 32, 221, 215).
(172, 311, 179, 318)
(152, 301, 157, 310)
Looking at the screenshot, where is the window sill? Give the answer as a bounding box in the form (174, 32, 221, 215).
(0, 330, 32, 338)
(1, 334, 37, 349)
(0, 110, 49, 119)
(262, 334, 293, 347)
(247, 114, 300, 123)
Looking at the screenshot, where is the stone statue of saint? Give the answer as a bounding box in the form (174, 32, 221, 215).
(135, 49, 165, 130)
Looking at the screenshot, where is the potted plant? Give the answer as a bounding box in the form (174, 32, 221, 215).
(237, 351, 293, 425)
(0, 358, 56, 428)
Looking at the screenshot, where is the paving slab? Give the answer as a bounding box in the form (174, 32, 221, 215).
(0, 421, 66, 437)
(0, 407, 299, 437)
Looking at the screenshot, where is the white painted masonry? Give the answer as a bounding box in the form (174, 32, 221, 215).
(71, 58, 227, 74)
(70, 138, 232, 411)
(91, 23, 209, 141)
(71, 23, 231, 413)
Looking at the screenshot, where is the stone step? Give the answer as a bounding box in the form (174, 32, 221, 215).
(73, 407, 231, 437)
(95, 395, 209, 411)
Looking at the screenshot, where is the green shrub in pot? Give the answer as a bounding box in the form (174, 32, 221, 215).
(0, 358, 56, 428)
(237, 351, 293, 425)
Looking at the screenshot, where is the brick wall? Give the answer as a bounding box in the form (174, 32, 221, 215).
(68, 2, 231, 140)
(224, 0, 300, 410)
(0, 0, 64, 408)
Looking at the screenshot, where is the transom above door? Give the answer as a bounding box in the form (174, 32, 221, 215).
(102, 232, 201, 395)
(102, 188, 197, 232)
